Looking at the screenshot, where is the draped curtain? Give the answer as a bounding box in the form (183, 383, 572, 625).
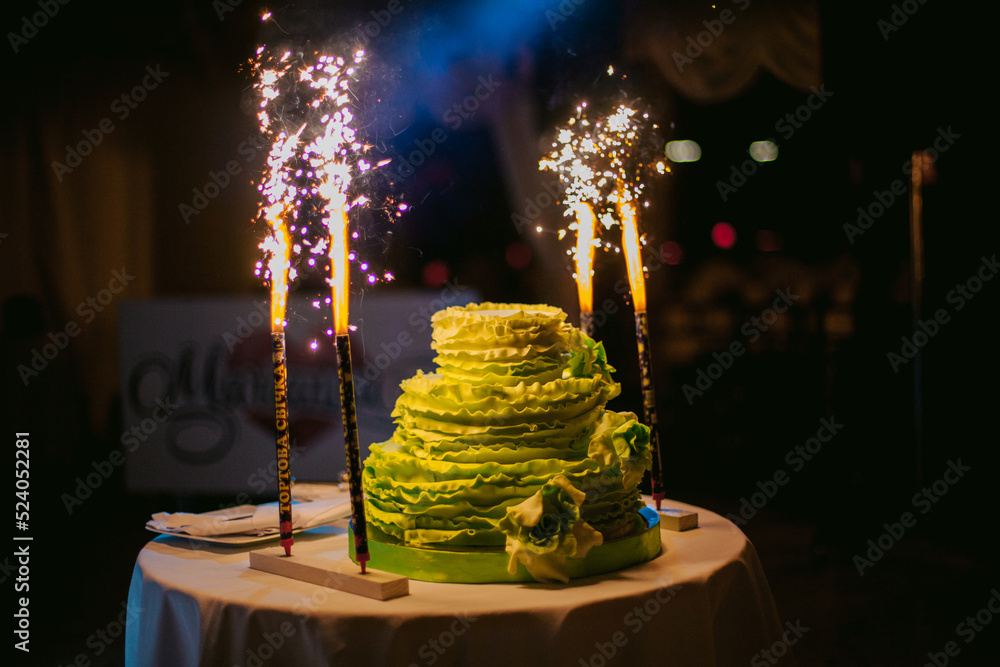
(624, 0, 822, 103)
(1, 106, 154, 443)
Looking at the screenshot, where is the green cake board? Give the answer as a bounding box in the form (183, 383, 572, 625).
(349, 507, 662, 583)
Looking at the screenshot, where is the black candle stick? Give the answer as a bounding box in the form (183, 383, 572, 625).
(619, 198, 666, 509)
(634, 310, 665, 507)
(271, 330, 295, 556)
(336, 332, 369, 573)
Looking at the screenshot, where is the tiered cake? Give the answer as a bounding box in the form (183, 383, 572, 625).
(361, 303, 658, 582)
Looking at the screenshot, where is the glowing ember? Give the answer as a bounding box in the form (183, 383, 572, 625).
(539, 103, 603, 212)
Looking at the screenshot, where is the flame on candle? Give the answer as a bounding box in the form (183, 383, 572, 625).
(599, 101, 658, 314)
(325, 187, 351, 334)
(618, 195, 646, 313)
(571, 203, 597, 315)
(264, 223, 291, 331)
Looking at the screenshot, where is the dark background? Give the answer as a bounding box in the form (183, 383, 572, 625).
(2, 0, 992, 664)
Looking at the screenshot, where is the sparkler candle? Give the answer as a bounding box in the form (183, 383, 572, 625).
(249, 32, 403, 587)
(300, 49, 371, 574)
(254, 44, 306, 558)
(264, 225, 295, 556)
(326, 188, 370, 574)
(594, 98, 667, 508)
(618, 195, 666, 509)
(254, 43, 374, 563)
(541, 81, 671, 509)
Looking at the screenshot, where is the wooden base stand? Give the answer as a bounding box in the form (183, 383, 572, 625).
(249, 547, 409, 600)
(658, 508, 699, 532)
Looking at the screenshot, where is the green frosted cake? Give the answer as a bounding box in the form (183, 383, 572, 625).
(361, 303, 655, 582)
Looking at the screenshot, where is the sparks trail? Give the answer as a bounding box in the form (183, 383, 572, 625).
(250, 38, 403, 304)
(538, 68, 669, 502)
(538, 74, 667, 294)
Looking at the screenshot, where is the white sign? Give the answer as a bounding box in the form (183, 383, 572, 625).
(119, 286, 475, 497)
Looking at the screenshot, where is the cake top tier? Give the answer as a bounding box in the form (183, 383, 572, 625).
(432, 302, 567, 345)
(429, 303, 605, 385)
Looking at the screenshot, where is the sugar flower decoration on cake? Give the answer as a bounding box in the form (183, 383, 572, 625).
(588, 411, 652, 491)
(498, 475, 603, 583)
(562, 331, 615, 381)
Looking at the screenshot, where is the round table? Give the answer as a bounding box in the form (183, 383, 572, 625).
(125, 499, 791, 667)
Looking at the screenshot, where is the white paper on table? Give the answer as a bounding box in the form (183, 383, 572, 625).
(147, 497, 352, 537)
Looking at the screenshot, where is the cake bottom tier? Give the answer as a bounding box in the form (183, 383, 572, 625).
(348, 507, 662, 583)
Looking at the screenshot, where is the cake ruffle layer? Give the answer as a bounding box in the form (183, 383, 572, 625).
(393, 372, 621, 426)
(430, 303, 567, 342)
(434, 357, 566, 386)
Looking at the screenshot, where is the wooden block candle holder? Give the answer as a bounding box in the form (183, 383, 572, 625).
(657, 508, 699, 532)
(249, 547, 409, 601)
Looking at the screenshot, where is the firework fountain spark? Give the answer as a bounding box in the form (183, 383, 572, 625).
(540, 90, 669, 507)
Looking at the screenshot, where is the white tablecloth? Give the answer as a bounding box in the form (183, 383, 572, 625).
(125, 499, 791, 666)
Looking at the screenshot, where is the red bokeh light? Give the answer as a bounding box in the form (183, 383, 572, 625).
(711, 222, 736, 249)
(505, 242, 532, 270)
(421, 260, 449, 288)
(660, 241, 683, 265)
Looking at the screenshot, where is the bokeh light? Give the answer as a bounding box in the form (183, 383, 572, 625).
(711, 222, 736, 249)
(665, 140, 702, 163)
(749, 140, 778, 162)
(660, 241, 683, 265)
(505, 242, 532, 270)
(421, 260, 449, 288)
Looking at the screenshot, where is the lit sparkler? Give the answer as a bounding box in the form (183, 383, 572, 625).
(540, 90, 668, 507)
(540, 103, 604, 336)
(254, 46, 307, 558)
(252, 38, 377, 570)
(299, 49, 371, 574)
(602, 103, 667, 510)
(617, 194, 665, 508)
